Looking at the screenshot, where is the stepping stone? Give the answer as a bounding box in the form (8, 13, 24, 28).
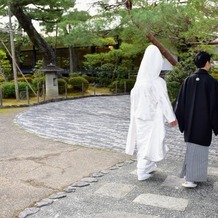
(130, 169, 137, 175)
(208, 167, 218, 176)
(72, 181, 90, 187)
(109, 166, 119, 170)
(49, 192, 66, 199)
(92, 172, 105, 177)
(214, 182, 218, 191)
(19, 207, 40, 218)
(64, 186, 76, 193)
(95, 183, 135, 198)
(35, 198, 53, 207)
(81, 177, 98, 183)
(115, 163, 125, 167)
(161, 175, 185, 189)
(86, 211, 158, 218)
(126, 160, 136, 164)
(101, 170, 110, 174)
(133, 193, 188, 211)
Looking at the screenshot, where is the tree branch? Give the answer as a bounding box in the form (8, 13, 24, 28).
(9, 3, 55, 65)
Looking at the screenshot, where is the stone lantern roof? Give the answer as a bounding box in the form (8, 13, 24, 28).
(41, 63, 64, 72)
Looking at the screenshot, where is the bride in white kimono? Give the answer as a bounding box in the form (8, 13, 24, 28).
(126, 45, 177, 181)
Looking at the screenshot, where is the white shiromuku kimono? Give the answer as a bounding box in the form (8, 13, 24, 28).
(126, 45, 176, 169)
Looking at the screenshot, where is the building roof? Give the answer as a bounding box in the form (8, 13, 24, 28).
(41, 63, 64, 72)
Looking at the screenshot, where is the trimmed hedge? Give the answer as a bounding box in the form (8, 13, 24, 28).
(109, 79, 135, 93)
(68, 76, 89, 92)
(58, 78, 67, 94)
(0, 82, 28, 98)
(32, 77, 45, 93)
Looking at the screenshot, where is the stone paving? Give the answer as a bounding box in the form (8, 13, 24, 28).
(14, 95, 218, 218)
(21, 159, 218, 218)
(15, 96, 130, 152)
(14, 95, 218, 163)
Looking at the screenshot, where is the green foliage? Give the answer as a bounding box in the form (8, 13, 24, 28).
(0, 50, 12, 81)
(61, 76, 69, 82)
(109, 79, 136, 93)
(165, 52, 196, 103)
(33, 60, 43, 75)
(0, 76, 5, 83)
(82, 75, 97, 84)
(7, 0, 77, 34)
(210, 64, 218, 80)
(58, 78, 67, 94)
(69, 72, 83, 77)
(1, 0, 218, 94)
(0, 82, 27, 98)
(17, 75, 33, 83)
(96, 77, 113, 87)
(58, 10, 95, 47)
(31, 60, 45, 91)
(32, 77, 45, 92)
(68, 76, 89, 92)
(1, 82, 15, 98)
(84, 48, 138, 83)
(210, 72, 218, 80)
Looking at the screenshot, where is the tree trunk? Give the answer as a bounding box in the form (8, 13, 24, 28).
(126, 0, 178, 66)
(133, 19, 178, 66)
(69, 46, 77, 73)
(9, 4, 55, 66)
(146, 32, 178, 66)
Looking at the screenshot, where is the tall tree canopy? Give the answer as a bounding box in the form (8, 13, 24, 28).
(0, 0, 76, 65)
(0, 0, 218, 69)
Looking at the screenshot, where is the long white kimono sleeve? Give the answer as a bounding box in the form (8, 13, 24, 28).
(125, 45, 176, 161)
(156, 78, 176, 123)
(126, 78, 176, 161)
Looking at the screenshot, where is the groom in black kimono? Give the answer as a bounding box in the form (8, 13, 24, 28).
(175, 51, 218, 188)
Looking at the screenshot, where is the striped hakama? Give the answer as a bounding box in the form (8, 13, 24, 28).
(180, 142, 209, 182)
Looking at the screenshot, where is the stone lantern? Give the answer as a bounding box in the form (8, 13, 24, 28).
(41, 63, 63, 99)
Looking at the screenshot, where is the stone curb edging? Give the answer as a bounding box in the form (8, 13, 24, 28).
(1, 94, 128, 109)
(18, 159, 135, 218)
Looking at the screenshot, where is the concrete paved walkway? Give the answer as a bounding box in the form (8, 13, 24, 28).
(0, 97, 130, 218)
(1, 95, 218, 218)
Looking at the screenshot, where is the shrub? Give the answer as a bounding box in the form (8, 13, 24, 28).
(68, 76, 89, 92)
(0, 76, 5, 83)
(0, 82, 28, 98)
(32, 77, 45, 92)
(210, 72, 218, 80)
(82, 75, 96, 84)
(69, 72, 82, 77)
(109, 79, 135, 93)
(96, 77, 113, 87)
(165, 51, 195, 103)
(17, 76, 33, 83)
(62, 76, 69, 82)
(0, 50, 12, 81)
(58, 78, 67, 94)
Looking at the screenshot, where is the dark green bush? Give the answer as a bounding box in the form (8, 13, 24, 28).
(109, 79, 135, 93)
(0, 76, 5, 83)
(69, 72, 82, 77)
(96, 77, 113, 87)
(1, 82, 28, 98)
(82, 75, 97, 84)
(62, 76, 69, 82)
(32, 77, 45, 92)
(210, 72, 218, 80)
(58, 78, 67, 94)
(17, 76, 33, 83)
(68, 76, 89, 92)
